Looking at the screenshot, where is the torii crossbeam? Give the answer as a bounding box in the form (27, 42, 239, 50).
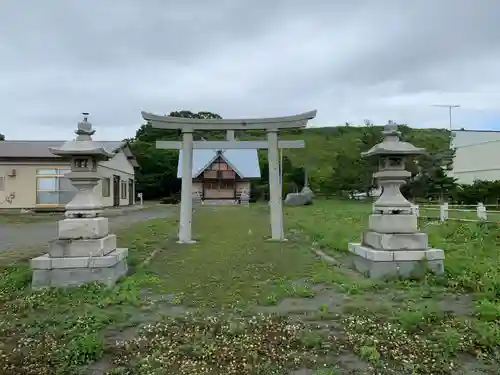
(142, 110, 317, 243)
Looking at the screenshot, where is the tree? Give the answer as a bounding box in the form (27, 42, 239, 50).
(403, 149, 458, 201)
(130, 110, 222, 199)
(330, 151, 366, 197)
(0, 134, 4, 140)
(127, 112, 456, 201)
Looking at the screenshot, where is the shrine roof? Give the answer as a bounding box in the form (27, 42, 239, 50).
(177, 149, 260, 179)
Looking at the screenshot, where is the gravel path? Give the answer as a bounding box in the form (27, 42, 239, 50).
(0, 206, 174, 252)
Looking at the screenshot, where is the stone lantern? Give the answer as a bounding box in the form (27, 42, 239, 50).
(348, 121, 444, 279)
(30, 113, 128, 289)
(52, 113, 114, 218)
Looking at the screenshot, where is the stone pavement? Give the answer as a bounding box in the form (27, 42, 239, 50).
(0, 205, 173, 252)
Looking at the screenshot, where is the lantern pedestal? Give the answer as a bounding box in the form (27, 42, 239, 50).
(347, 122, 445, 279)
(31, 248, 128, 289)
(349, 214, 444, 278)
(348, 242, 444, 279)
(30, 114, 129, 289)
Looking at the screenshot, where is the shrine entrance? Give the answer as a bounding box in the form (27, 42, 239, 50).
(142, 110, 317, 243)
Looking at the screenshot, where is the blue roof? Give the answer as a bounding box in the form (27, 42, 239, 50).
(177, 149, 261, 178)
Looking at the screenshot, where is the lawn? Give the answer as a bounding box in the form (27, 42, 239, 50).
(0, 200, 499, 374)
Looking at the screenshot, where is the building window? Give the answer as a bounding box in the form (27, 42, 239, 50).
(120, 180, 127, 199)
(205, 182, 216, 190)
(36, 168, 74, 205)
(220, 181, 234, 190)
(0, 176, 4, 191)
(102, 178, 111, 197)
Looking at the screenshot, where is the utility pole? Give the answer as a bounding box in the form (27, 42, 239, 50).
(432, 104, 460, 175)
(432, 104, 460, 131)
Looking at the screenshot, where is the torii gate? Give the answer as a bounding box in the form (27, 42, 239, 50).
(141, 110, 317, 243)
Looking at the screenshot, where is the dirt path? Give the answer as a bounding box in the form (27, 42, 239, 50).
(0, 205, 174, 252)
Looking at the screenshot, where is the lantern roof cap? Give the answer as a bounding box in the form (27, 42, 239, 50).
(49, 113, 114, 158)
(362, 121, 425, 158)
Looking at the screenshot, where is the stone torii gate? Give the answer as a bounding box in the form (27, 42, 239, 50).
(141, 110, 317, 243)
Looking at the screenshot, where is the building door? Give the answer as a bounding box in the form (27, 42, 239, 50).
(128, 179, 134, 205)
(203, 181, 235, 199)
(113, 175, 120, 207)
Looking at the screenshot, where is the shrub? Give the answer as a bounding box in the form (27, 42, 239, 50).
(160, 195, 180, 204)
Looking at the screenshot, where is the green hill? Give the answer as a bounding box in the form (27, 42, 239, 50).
(131, 122, 451, 199)
(242, 125, 451, 193)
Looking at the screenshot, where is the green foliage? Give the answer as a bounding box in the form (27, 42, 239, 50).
(130, 110, 223, 199)
(130, 114, 457, 200)
(455, 180, 500, 204)
(130, 110, 500, 204)
(159, 195, 180, 204)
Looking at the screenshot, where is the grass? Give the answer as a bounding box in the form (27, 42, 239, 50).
(0, 211, 64, 224)
(0, 200, 499, 374)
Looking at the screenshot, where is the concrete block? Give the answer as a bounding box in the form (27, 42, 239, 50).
(362, 231, 428, 250)
(31, 258, 128, 289)
(368, 214, 418, 233)
(348, 242, 393, 261)
(349, 243, 444, 262)
(48, 234, 117, 257)
(31, 248, 127, 270)
(347, 242, 445, 279)
(58, 217, 109, 239)
(392, 248, 444, 261)
(351, 255, 444, 279)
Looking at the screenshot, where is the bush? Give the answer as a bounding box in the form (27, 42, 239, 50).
(453, 180, 500, 205)
(160, 195, 180, 204)
(404, 179, 500, 205)
(250, 183, 268, 202)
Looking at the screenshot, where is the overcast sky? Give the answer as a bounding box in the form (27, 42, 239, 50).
(1, 0, 500, 140)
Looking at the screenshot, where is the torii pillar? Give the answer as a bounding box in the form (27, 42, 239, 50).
(179, 129, 195, 243)
(142, 110, 317, 243)
(267, 129, 282, 240)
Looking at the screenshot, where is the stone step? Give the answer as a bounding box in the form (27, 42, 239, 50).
(202, 200, 239, 205)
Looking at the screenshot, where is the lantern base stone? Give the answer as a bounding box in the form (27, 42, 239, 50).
(362, 231, 429, 251)
(48, 234, 117, 258)
(347, 243, 444, 279)
(58, 217, 109, 239)
(368, 214, 418, 233)
(30, 248, 128, 289)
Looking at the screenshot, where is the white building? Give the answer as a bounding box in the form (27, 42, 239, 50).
(450, 129, 500, 184)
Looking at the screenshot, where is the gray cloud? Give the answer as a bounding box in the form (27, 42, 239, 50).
(1, 0, 500, 140)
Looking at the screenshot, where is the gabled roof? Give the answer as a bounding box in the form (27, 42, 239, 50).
(0, 140, 139, 167)
(194, 152, 244, 178)
(177, 149, 261, 179)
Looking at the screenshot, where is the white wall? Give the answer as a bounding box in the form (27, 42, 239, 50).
(96, 150, 136, 206)
(451, 131, 500, 184)
(101, 151, 135, 175)
(0, 149, 136, 209)
(452, 130, 500, 148)
(0, 161, 69, 209)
